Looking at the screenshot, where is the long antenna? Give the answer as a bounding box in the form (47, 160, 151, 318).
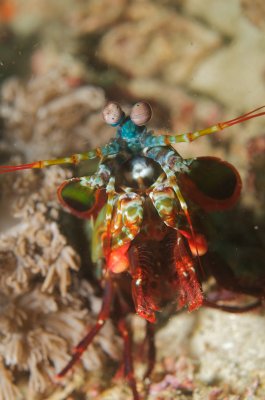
(0, 143, 120, 174)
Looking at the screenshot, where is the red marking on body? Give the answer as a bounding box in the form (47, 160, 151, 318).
(179, 229, 208, 256)
(108, 243, 130, 273)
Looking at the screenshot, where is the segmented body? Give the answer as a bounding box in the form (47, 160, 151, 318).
(86, 147, 203, 321)
(1, 101, 265, 400)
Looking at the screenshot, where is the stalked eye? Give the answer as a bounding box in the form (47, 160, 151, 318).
(102, 102, 123, 125)
(130, 102, 152, 126)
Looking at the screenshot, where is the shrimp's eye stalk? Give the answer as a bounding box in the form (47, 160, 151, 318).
(102, 102, 125, 126)
(130, 102, 152, 126)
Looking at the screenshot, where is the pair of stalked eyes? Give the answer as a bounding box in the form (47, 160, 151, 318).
(102, 101, 152, 126)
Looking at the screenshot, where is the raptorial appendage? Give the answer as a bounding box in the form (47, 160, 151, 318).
(1, 100, 265, 400)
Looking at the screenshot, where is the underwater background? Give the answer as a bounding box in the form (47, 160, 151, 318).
(0, 0, 265, 399)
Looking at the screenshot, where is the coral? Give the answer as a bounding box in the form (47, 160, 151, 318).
(0, 357, 21, 400)
(241, 0, 265, 30)
(98, 0, 221, 84)
(0, 168, 72, 293)
(0, 168, 121, 400)
(0, 70, 110, 161)
(68, 0, 127, 34)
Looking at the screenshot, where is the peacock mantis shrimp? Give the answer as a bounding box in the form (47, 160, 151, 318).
(1, 101, 265, 399)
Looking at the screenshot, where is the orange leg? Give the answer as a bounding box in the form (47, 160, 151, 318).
(118, 318, 140, 400)
(129, 243, 160, 323)
(171, 231, 203, 312)
(143, 322, 156, 380)
(56, 275, 113, 378)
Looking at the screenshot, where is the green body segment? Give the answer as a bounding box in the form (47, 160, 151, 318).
(91, 206, 107, 263)
(111, 194, 144, 248)
(149, 186, 180, 228)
